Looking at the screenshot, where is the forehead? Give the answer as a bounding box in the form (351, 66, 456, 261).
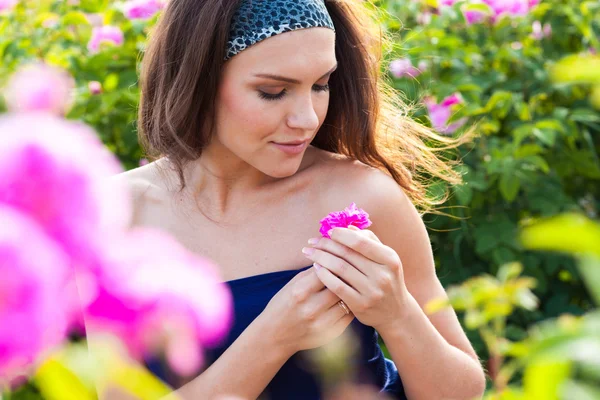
(224, 28, 337, 75)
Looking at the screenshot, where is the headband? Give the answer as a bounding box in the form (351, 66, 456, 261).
(225, 0, 336, 61)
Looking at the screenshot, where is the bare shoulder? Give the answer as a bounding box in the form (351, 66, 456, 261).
(109, 160, 170, 227)
(313, 150, 413, 220)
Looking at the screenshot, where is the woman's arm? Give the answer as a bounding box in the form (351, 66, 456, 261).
(366, 171, 486, 400)
(163, 313, 293, 400)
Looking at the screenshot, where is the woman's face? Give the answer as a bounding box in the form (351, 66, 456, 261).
(211, 27, 337, 179)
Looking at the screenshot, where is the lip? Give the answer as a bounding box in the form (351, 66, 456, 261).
(270, 140, 308, 155)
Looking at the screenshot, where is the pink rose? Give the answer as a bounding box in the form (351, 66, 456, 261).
(389, 58, 422, 79)
(84, 228, 233, 376)
(88, 81, 102, 95)
(0, 0, 17, 12)
(319, 203, 372, 239)
(424, 93, 468, 135)
(87, 26, 124, 54)
(123, 0, 165, 20)
(3, 63, 75, 116)
(0, 206, 72, 383)
(0, 114, 130, 270)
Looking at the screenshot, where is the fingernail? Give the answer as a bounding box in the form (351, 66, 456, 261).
(313, 262, 321, 271)
(308, 238, 319, 245)
(327, 229, 334, 237)
(302, 247, 315, 256)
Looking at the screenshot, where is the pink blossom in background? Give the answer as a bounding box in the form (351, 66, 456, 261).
(437, 0, 541, 23)
(123, 0, 165, 20)
(424, 93, 468, 135)
(416, 11, 432, 25)
(3, 63, 75, 116)
(0, 0, 17, 12)
(87, 25, 124, 53)
(84, 229, 233, 376)
(531, 20, 552, 40)
(319, 203, 372, 239)
(0, 206, 72, 383)
(0, 114, 130, 271)
(85, 13, 103, 27)
(88, 81, 102, 95)
(463, 9, 488, 24)
(389, 58, 422, 79)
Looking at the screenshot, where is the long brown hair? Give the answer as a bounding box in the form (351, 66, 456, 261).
(138, 0, 469, 214)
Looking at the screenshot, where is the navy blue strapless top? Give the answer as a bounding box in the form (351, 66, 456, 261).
(149, 265, 406, 399)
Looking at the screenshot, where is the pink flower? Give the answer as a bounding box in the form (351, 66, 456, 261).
(424, 93, 468, 135)
(416, 11, 432, 25)
(3, 63, 75, 116)
(484, 0, 534, 21)
(463, 9, 488, 25)
(123, 0, 165, 20)
(84, 228, 233, 376)
(319, 203, 372, 238)
(87, 26, 124, 54)
(389, 58, 421, 79)
(0, 0, 17, 12)
(531, 21, 552, 40)
(0, 206, 72, 383)
(88, 81, 102, 95)
(0, 114, 130, 270)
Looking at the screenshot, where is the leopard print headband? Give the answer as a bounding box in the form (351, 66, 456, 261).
(225, 0, 336, 61)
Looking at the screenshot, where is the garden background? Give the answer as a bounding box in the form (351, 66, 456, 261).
(1, 0, 599, 399)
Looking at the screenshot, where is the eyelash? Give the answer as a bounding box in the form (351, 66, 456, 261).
(258, 84, 330, 101)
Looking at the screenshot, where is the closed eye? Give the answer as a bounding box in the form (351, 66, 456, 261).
(258, 83, 330, 101)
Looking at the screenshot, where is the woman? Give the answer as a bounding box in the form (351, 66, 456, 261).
(117, 0, 486, 399)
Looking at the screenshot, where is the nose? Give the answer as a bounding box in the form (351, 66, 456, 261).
(286, 94, 320, 132)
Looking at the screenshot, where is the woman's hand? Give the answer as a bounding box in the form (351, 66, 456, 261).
(301, 225, 410, 333)
(260, 266, 355, 355)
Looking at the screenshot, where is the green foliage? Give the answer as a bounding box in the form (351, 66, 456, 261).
(376, 0, 600, 364)
(0, 0, 153, 170)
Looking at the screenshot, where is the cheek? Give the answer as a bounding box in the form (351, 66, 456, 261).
(219, 85, 278, 140)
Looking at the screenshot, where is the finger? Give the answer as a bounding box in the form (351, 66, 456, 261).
(308, 237, 372, 276)
(321, 301, 354, 328)
(309, 249, 370, 294)
(329, 228, 394, 265)
(315, 265, 361, 310)
(305, 286, 343, 312)
(295, 265, 326, 293)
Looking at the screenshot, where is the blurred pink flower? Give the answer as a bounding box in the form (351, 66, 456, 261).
(88, 81, 102, 95)
(319, 203, 372, 239)
(0, 0, 17, 12)
(0, 114, 130, 270)
(389, 58, 422, 79)
(84, 228, 233, 376)
(485, 0, 535, 20)
(463, 9, 488, 24)
(0, 206, 72, 383)
(424, 93, 468, 135)
(416, 11, 432, 25)
(531, 20, 552, 40)
(87, 26, 124, 54)
(3, 63, 75, 116)
(438, 0, 540, 23)
(123, 0, 165, 20)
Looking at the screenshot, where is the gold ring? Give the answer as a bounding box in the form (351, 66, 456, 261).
(337, 300, 350, 315)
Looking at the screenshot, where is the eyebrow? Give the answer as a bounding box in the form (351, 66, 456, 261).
(253, 63, 338, 84)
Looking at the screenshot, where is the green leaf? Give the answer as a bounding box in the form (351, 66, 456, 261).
(499, 171, 521, 202)
(61, 11, 90, 26)
(578, 255, 600, 306)
(520, 214, 600, 257)
(524, 358, 572, 400)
